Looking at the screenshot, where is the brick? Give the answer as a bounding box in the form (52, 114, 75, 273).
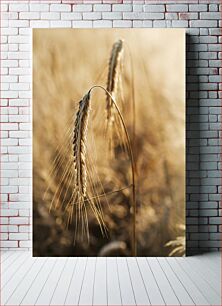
(19, 226, 30, 233)
(0, 218, 8, 225)
(9, 4, 28, 12)
(1, 209, 18, 216)
(8, 146, 31, 154)
(113, 20, 132, 27)
(19, 139, 32, 146)
(200, 12, 221, 20)
(133, 20, 143, 28)
(61, 12, 82, 20)
(179, 13, 198, 20)
(9, 20, 29, 28)
(1, 170, 18, 178)
(29, 4, 49, 12)
(41, 12, 60, 20)
(73, 4, 92, 12)
(1, 233, 9, 240)
(123, 12, 164, 19)
(20, 12, 40, 19)
(0, 241, 18, 248)
(2, 123, 18, 131)
(50, 4, 71, 12)
(9, 233, 29, 240)
(1, 138, 18, 146)
(2, 60, 18, 68)
(210, 28, 221, 36)
(209, 4, 219, 11)
(2, 28, 18, 36)
(153, 20, 171, 28)
(94, 4, 111, 11)
(9, 44, 18, 52)
(93, 20, 112, 28)
(83, 12, 101, 20)
(209, 217, 222, 225)
(209, 60, 221, 67)
(113, 4, 132, 11)
(72, 20, 93, 28)
(19, 241, 31, 248)
(19, 209, 29, 217)
(1, 4, 8, 12)
(189, 4, 207, 12)
(30, 21, 50, 28)
(2, 91, 18, 99)
(200, 202, 218, 209)
(50, 21, 71, 28)
(102, 12, 122, 19)
(9, 115, 29, 123)
(190, 233, 209, 240)
(9, 68, 31, 75)
(210, 233, 221, 240)
(200, 36, 218, 44)
(19, 123, 31, 131)
(9, 217, 29, 225)
(199, 210, 218, 217)
(0, 225, 18, 233)
(172, 20, 188, 28)
(165, 13, 178, 20)
(9, 99, 29, 107)
(133, 5, 143, 12)
(190, 20, 218, 28)
(143, 5, 165, 12)
(166, 5, 188, 12)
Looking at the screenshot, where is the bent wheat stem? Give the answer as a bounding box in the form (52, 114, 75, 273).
(89, 85, 137, 256)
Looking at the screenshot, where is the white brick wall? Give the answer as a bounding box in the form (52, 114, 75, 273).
(0, 0, 221, 254)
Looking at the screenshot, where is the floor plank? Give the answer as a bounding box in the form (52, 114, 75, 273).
(137, 258, 165, 305)
(2, 256, 37, 305)
(107, 257, 122, 306)
(0, 251, 14, 263)
(176, 257, 220, 305)
(127, 257, 150, 305)
(2, 251, 22, 273)
(21, 258, 57, 305)
(195, 253, 220, 275)
(65, 257, 87, 305)
(148, 258, 180, 305)
(1, 252, 30, 289)
(93, 257, 107, 305)
(117, 258, 136, 305)
(50, 258, 77, 305)
(5, 257, 46, 305)
(78, 257, 96, 306)
(35, 258, 67, 305)
(185, 256, 220, 294)
(167, 258, 210, 305)
(157, 258, 195, 305)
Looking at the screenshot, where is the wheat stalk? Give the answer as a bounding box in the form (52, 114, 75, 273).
(89, 85, 137, 256)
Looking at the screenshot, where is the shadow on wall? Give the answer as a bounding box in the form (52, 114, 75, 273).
(186, 34, 204, 256)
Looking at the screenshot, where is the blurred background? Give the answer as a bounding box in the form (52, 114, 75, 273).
(33, 29, 185, 257)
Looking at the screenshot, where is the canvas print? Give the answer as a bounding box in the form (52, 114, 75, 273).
(33, 29, 185, 257)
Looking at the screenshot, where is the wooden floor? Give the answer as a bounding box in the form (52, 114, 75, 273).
(1, 251, 220, 306)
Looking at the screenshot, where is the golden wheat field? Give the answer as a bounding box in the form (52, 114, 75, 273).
(33, 29, 185, 257)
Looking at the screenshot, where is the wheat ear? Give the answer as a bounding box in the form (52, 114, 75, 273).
(73, 92, 90, 197)
(70, 92, 107, 242)
(106, 39, 123, 134)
